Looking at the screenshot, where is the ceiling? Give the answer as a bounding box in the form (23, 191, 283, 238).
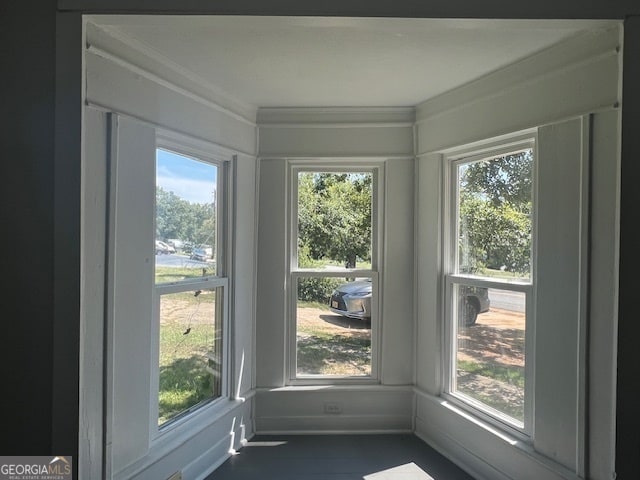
(89, 16, 616, 109)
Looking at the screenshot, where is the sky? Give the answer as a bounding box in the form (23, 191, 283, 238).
(156, 148, 217, 204)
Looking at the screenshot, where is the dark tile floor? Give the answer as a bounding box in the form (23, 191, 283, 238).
(205, 434, 476, 479)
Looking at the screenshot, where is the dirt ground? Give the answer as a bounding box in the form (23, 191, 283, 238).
(296, 306, 524, 367)
(297, 307, 371, 336)
(459, 308, 525, 367)
(475, 307, 525, 331)
(297, 305, 525, 418)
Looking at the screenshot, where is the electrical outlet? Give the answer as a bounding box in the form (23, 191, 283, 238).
(166, 472, 182, 480)
(324, 402, 343, 414)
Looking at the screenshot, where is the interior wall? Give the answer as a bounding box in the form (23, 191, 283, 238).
(82, 20, 259, 480)
(254, 107, 416, 432)
(1, 0, 57, 456)
(4, 4, 631, 480)
(85, 23, 256, 157)
(415, 27, 620, 154)
(414, 25, 621, 480)
(617, 15, 640, 480)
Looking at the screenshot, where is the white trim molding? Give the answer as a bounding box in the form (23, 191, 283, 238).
(85, 20, 257, 124)
(415, 25, 622, 154)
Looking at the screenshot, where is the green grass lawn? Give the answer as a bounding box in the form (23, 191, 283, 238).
(155, 266, 215, 284)
(297, 300, 331, 310)
(457, 359, 524, 388)
(157, 288, 220, 425)
(296, 305, 371, 376)
(158, 323, 220, 425)
(297, 333, 371, 376)
(478, 267, 529, 281)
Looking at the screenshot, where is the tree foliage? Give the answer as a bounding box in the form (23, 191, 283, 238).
(459, 150, 533, 275)
(297, 173, 372, 268)
(461, 151, 533, 207)
(156, 186, 215, 247)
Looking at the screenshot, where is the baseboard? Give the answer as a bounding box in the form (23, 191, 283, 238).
(190, 407, 254, 480)
(415, 418, 510, 480)
(256, 414, 412, 433)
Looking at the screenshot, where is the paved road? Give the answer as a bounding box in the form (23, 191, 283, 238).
(158, 255, 526, 313)
(489, 289, 525, 313)
(155, 253, 211, 268)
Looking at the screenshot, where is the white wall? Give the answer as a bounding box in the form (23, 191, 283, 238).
(85, 21, 257, 157)
(81, 16, 623, 480)
(414, 25, 621, 480)
(81, 20, 258, 480)
(415, 26, 620, 154)
(255, 107, 416, 432)
(81, 107, 109, 479)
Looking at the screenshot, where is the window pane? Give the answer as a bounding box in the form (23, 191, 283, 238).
(297, 172, 372, 270)
(296, 276, 372, 376)
(457, 149, 533, 281)
(454, 285, 526, 425)
(158, 287, 222, 426)
(156, 149, 218, 280)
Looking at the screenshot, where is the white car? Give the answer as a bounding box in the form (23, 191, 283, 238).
(155, 240, 176, 255)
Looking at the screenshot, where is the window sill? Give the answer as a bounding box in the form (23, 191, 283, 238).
(415, 388, 580, 480)
(260, 384, 413, 393)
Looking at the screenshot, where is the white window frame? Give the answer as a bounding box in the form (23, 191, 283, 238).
(442, 134, 537, 438)
(149, 133, 233, 441)
(287, 161, 384, 384)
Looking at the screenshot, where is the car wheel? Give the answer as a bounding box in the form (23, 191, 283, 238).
(463, 296, 479, 326)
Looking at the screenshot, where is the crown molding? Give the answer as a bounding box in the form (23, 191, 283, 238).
(416, 25, 621, 123)
(85, 20, 258, 125)
(257, 107, 415, 127)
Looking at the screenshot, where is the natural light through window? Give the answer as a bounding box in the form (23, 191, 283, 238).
(291, 169, 379, 380)
(363, 462, 434, 479)
(446, 144, 534, 431)
(155, 148, 218, 277)
(157, 287, 223, 425)
(154, 148, 227, 426)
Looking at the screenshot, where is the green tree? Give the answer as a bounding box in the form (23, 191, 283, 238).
(298, 173, 372, 268)
(459, 150, 533, 275)
(155, 186, 216, 251)
(156, 187, 192, 240)
(461, 151, 533, 207)
(460, 197, 531, 273)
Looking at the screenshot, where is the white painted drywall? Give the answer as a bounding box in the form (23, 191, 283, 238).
(79, 107, 108, 480)
(415, 26, 621, 156)
(535, 117, 585, 469)
(255, 386, 414, 433)
(81, 14, 622, 479)
(108, 114, 156, 472)
(232, 153, 258, 398)
(415, 152, 442, 396)
(84, 25, 257, 156)
(414, 24, 621, 480)
(587, 109, 620, 480)
(254, 108, 415, 430)
(83, 25, 259, 479)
